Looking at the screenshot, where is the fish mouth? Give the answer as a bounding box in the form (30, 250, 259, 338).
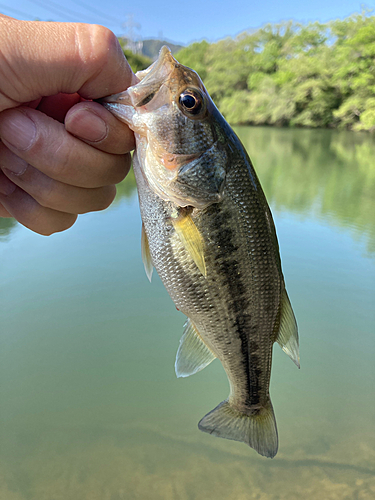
(99, 46, 205, 114)
(99, 91, 131, 105)
(99, 46, 179, 109)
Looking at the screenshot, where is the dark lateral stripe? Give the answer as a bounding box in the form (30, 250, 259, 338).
(209, 204, 262, 406)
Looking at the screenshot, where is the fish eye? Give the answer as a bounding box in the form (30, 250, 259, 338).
(178, 89, 204, 116)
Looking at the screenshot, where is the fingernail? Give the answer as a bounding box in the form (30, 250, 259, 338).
(67, 109, 108, 142)
(1, 157, 28, 176)
(0, 171, 16, 196)
(0, 111, 37, 150)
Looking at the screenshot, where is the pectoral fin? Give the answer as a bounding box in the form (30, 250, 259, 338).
(141, 223, 153, 282)
(172, 215, 206, 277)
(275, 289, 300, 368)
(175, 319, 216, 378)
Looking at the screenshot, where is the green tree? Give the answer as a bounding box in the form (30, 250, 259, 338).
(173, 13, 375, 132)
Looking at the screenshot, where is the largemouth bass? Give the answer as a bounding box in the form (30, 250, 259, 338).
(101, 47, 299, 458)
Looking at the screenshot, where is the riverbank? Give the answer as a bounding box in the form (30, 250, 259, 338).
(175, 13, 375, 132)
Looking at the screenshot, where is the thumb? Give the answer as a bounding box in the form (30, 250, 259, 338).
(0, 16, 136, 112)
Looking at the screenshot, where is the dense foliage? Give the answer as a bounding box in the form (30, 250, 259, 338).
(176, 13, 375, 131)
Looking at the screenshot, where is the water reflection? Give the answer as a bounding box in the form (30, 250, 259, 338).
(0, 127, 374, 500)
(2, 127, 374, 254)
(0, 217, 17, 240)
(114, 167, 137, 203)
(234, 127, 375, 255)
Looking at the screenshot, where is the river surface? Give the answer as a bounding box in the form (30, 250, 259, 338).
(1, 127, 374, 499)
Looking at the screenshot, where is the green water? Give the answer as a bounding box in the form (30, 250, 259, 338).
(1, 127, 374, 499)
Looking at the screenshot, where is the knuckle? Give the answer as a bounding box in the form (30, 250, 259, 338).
(78, 186, 116, 214)
(98, 185, 116, 211)
(48, 134, 75, 181)
(32, 178, 57, 209)
(39, 227, 55, 236)
(57, 213, 78, 233)
(84, 24, 121, 71)
(40, 214, 77, 236)
(76, 24, 131, 100)
(30, 176, 71, 213)
(111, 153, 132, 184)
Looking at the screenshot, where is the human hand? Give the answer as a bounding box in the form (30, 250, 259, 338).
(0, 15, 136, 235)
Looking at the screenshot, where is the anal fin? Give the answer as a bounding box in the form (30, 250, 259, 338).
(275, 289, 300, 368)
(175, 319, 216, 378)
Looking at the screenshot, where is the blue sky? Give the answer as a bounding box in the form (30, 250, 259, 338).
(0, 0, 372, 45)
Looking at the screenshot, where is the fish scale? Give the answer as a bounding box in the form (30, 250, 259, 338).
(101, 46, 299, 458)
(136, 149, 281, 431)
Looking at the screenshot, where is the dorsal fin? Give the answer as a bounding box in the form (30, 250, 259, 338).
(175, 319, 216, 378)
(141, 223, 153, 282)
(275, 289, 300, 368)
(172, 215, 206, 277)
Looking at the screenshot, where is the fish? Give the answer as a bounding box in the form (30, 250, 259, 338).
(101, 46, 299, 458)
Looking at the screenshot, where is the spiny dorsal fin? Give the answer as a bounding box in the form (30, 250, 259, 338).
(172, 215, 206, 277)
(276, 289, 300, 368)
(141, 223, 153, 282)
(175, 319, 216, 378)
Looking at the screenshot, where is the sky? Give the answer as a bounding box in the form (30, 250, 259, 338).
(0, 0, 373, 45)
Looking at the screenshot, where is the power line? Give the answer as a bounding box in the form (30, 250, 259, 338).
(72, 0, 120, 25)
(1, 0, 122, 30)
(25, 0, 82, 22)
(25, 0, 100, 23)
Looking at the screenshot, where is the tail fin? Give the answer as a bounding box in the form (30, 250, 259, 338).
(198, 398, 278, 458)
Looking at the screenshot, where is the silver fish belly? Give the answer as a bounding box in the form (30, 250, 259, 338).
(101, 46, 299, 458)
